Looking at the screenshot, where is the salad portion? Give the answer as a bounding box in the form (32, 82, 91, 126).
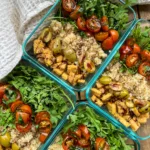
(32, 0, 136, 86)
(48, 105, 134, 150)
(0, 64, 74, 150)
(90, 22, 150, 132)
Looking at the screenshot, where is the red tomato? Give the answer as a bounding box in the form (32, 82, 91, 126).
(132, 43, 141, 54)
(16, 111, 31, 124)
(125, 38, 135, 47)
(102, 37, 114, 50)
(70, 5, 81, 20)
(39, 127, 51, 134)
(138, 62, 150, 76)
(62, 135, 77, 150)
(126, 54, 139, 68)
(141, 50, 150, 61)
(85, 31, 94, 37)
(119, 45, 132, 60)
(78, 138, 90, 148)
(95, 137, 110, 150)
(78, 124, 90, 141)
(35, 111, 50, 124)
(39, 132, 49, 143)
(19, 104, 32, 115)
(77, 17, 87, 31)
(74, 128, 81, 138)
(100, 16, 109, 32)
(10, 100, 24, 112)
(62, 0, 76, 12)
(16, 122, 32, 133)
(0, 84, 8, 104)
(39, 120, 52, 129)
(109, 29, 119, 43)
(86, 17, 101, 33)
(94, 32, 109, 42)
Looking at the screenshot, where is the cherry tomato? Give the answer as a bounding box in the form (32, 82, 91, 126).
(78, 124, 90, 141)
(0, 84, 8, 104)
(126, 54, 139, 68)
(119, 45, 132, 60)
(102, 37, 114, 50)
(10, 100, 24, 113)
(86, 17, 101, 33)
(39, 120, 52, 129)
(85, 31, 94, 37)
(95, 137, 110, 150)
(74, 128, 81, 138)
(141, 50, 150, 61)
(62, 9, 70, 17)
(16, 111, 31, 124)
(138, 62, 150, 76)
(109, 29, 119, 43)
(132, 43, 141, 54)
(62, 0, 76, 12)
(19, 104, 32, 115)
(94, 32, 109, 42)
(125, 38, 135, 47)
(70, 5, 81, 20)
(16, 122, 32, 133)
(39, 132, 49, 143)
(62, 135, 77, 150)
(77, 17, 87, 31)
(35, 111, 50, 124)
(78, 138, 90, 148)
(39, 127, 51, 134)
(100, 16, 109, 32)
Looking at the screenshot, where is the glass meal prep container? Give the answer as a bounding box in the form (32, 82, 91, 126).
(86, 19, 150, 141)
(43, 102, 140, 150)
(22, 0, 136, 92)
(0, 60, 76, 150)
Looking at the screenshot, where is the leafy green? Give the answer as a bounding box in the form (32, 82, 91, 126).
(0, 107, 15, 135)
(60, 106, 133, 150)
(131, 24, 150, 50)
(6, 64, 74, 127)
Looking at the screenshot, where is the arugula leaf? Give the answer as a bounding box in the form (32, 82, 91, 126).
(0, 107, 15, 135)
(6, 64, 74, 127)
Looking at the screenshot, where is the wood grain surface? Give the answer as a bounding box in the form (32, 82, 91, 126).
(79, 4, 150, 150)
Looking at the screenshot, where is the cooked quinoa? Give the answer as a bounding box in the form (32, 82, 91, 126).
(103, 61, 150, 101)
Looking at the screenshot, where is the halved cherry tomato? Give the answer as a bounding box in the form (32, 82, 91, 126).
(85, 31, 93, 37)
(62, 0, 76, 12)
(19, 104, 32, 115)
(62, 135, 77, 150)
(77, 17, 87, 31)
(10, 100, 24, 112)
(39, 120, 52, 129)
(132, 43, 141, 54)
(39, 127, 51, 134)
(16, 122, 32, 133)
(78, 138, 90, 148)
(74, 128, 81, 138)
(86, 17, 101, 33)
(16, 111, 31, 124)
(102, 37, 114, 50)
(78, 125, 90, 141)
(0, 84, 8, 100)
(100, 16, 109, 32)
(35, 111, 50, 124)
(141, 50, 150, 61)
(119, 45, 132, 60)
(126, 54, 139, 68)
(95, 137, 110, 150)
(39, 132, 49, 143)
(125, 38, 135, 47)
(95, 32, 109, 42)
(138, 62, 150, 76)
(109, 29, 119, 43)
(70, 5, 81, 20)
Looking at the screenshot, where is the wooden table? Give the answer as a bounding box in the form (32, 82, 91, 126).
(78, 4, 150, 150)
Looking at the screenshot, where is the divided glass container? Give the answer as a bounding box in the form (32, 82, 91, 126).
(86, 19, 150, 141)
(22, 0, 136, 92)
(0, 60, 76, 150)
(43, 102, 140, 150)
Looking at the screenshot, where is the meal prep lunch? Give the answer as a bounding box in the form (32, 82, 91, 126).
(48, 105, 134, 150)
(0, 64, 73, 150)
(90, 23, 150, 131)
(33, 0, 136, 86)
